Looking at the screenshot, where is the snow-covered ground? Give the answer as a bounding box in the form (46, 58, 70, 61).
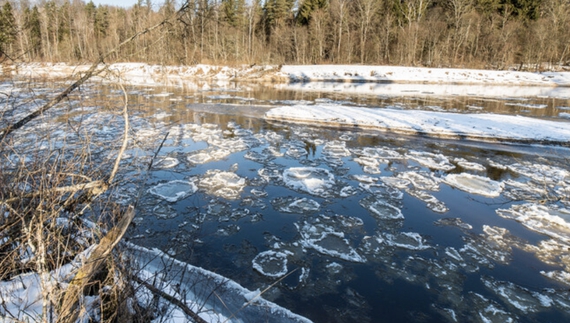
(0, 243, 313, 323)
(5, 62, 570, 87)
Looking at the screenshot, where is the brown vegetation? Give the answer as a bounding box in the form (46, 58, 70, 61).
(0, 0, 569, 70)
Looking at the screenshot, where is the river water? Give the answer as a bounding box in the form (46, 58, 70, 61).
(2, 78, 570, 322)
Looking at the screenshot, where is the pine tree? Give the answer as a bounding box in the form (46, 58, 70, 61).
(0, 1, 17, 55)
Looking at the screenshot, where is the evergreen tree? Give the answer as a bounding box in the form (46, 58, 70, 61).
(296, 0, 328, 25)
(24, 5, 42, 58)
(0, 1, 17, 54)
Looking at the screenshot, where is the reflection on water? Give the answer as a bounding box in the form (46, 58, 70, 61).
(2, 77, 570, 323)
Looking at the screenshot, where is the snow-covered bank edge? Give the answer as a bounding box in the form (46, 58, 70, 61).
(265, 105, 570, 147)
(0, 241, 313, 323)
(127, 243, 313, 323)
(5, 62, 570, 87)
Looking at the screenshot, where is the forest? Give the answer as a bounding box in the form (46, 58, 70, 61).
(0, 0, 569, 71)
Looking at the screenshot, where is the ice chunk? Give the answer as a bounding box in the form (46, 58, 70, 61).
(152, 204, 178, 219)
(541, 270, 570, 286)
(444, 173, 503, 197)
(359, 196, 404, 220)
(383, 232, 431, 250)
(153, 156, 180, 169)
(406, 189, 449, 213)
(407, 151, 455, 171)
(272, 197, 321, 214)
(148, 180, 198, 202)
(502, 179, 549, 201)
(496, 204, 570, 243)
(398, 171, 440, 191)
(482, 276, 553, 313)
(187, 148, 231, 164)
(469, 293, 516, 323)
(295, 216, 365, 263)
(454, 158, 486, 171)
(508, 162, 569, 185)
(323, 141, 351, 158)
(354, 147, 402, 160)
(252, 250, 291, 278)
(199, 170, 246, 200)
(283, 167, 336, 197)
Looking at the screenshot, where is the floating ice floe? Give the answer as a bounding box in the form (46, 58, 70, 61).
(272, 197, 321, 214)
(398, 171, 440, 191)
(406, 189, 449, 213)
(359, 196, 404, 220)
(187, 148, 231, 164)
(502, 179, 550, 201)
(153, 156, 180, 169)
(295, 215, 365, 263)
(454, 158, 486, 171)
(444, 173, 503, 197)
(407, 151, 456, 171)
(496, 203, 570, 244)
(283, 167, 336, 197)
(148, 180, 198, 202)
(469, 293, 517, 323)
(381, 232, 431, 250)
(265, 104, 570, 145)
(252, 250, 292, 278)
(199, 170, 246, 200)
(482, 276, 553, 314)
(507, 162, 569, 185)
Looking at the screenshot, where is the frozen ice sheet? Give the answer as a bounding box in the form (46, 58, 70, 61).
(252, 250, 292, 278)
(444, 173, 503, 197)
(199, 170, 246, 200)
(148, 180, 198, 202)
(496, 203, 570, 244)
(272, 197, 321, 214)
(283, 167, 336, 197)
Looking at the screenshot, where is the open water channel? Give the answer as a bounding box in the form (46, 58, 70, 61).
(2, 78, 570, 322)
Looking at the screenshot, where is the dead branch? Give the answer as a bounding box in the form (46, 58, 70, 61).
(131, 275, 208, 323)
(58, 205, 135, 323)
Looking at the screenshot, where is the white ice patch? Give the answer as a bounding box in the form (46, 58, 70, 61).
(272, 197, 321, 214)
(148, 180, 198, 202)
(444, 173, 503, 197)
(398, 171, 440, 191)
(359, 196, 404, 220)
(541, 270, 570, 286)
(295, 216, 365, 263)
(382, 232, 431, 250)
(252, 250, 291, 278)
(265, 104, 570, 144)
(482, 276, 553, 313)
(283, 167, 335, 197)
(323, 141, 351, 158)
(454, 158, 486, 171)
(496, 204, 570, 243)
(153, 156, 180, 169)
(199, 170, 246, 200)
(187, 148, 231, 164)
(407, 151, 456, 171)
(406, 189, 449, 213)
(560, 112, 570, 119)
(507, 162, 569, 185)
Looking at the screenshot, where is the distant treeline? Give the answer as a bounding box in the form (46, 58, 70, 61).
(0, 0, 568, 69)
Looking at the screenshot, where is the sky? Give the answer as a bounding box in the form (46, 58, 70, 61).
(90, 0, 164, 8)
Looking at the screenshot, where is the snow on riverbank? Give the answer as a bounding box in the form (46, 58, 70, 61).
(0, 242, 313, 323)
(265, 104, 570, 146)
(6, 62, 570, 87)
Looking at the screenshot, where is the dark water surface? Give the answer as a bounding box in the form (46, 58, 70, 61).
(3, 78, 570, 322)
